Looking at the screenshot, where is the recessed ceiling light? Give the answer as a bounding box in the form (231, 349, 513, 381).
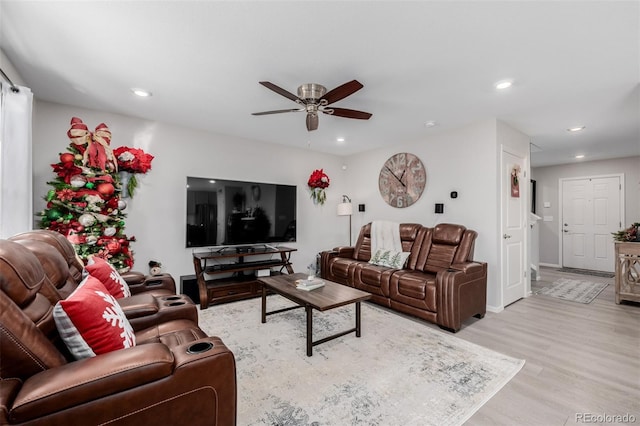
(131, 88, 152, 97)
(424, 121, 437, 128)
(575, 155, 585, 159)
(495, 80, 513, 90)
(567, 126, 586, 132)
(337, 137, 345, 143)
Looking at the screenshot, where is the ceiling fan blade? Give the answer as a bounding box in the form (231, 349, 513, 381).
(324, 107, 372, 120)
(320, 80, 364, 105)
(252, 108, 303, 116)
(306, 113, 319, 131)
(258, 81, 303, 103)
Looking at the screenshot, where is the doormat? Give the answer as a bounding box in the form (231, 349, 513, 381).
(537, 278, 608, 304)
(556, 267, 614, 278)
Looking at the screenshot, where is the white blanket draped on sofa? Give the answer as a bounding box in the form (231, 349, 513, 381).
(371, 220, 402, 254)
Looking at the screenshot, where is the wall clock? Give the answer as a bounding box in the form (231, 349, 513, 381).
(378, 152, 426, 208)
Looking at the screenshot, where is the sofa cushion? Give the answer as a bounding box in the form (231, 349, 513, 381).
(85, 256, 131, 299)
(53, 275, 136, 359)
(369, 249, 410, 269)
(389, 270, 437, 312)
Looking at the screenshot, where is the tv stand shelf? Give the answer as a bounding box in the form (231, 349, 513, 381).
(192, 246, 296, 309)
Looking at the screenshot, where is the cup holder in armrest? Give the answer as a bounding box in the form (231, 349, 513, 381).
(163, 296, 182, 301)
(167, 301, 186, 307)
(187, 341, 214, 354)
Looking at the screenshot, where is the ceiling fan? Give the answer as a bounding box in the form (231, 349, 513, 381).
(252, 80, 372, 131)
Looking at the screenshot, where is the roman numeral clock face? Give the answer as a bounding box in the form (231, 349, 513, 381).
(378, 152, 426, 208)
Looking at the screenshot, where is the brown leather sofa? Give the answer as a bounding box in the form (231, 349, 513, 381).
(9, 229, 177, 297)
(320, 223, 487, 332)
(0, 239, 237, 425)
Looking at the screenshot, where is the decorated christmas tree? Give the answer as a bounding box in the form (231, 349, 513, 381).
(38, 117, 153, 273)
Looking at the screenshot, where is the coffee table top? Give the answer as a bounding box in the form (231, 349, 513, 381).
(259, 273, 371, 311)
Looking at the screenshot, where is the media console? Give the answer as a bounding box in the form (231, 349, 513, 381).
(192, 246, 296, 309)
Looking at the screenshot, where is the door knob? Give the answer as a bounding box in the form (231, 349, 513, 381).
(503, 234, 511, 239)
(564, 223, 568, 226)
(563, 230, 569, 233)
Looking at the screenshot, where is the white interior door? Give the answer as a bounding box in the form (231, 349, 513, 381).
(562, 176, 621, 272)
(501, 148, 527, 306)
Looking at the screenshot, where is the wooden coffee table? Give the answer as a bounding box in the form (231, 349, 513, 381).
(258, 273, 371, 356)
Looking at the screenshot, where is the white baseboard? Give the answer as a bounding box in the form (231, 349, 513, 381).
(539, 262, 561, 268)
(486, 304, 503, 313)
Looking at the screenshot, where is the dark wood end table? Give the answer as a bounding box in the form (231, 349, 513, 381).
(258, 273, 372, 356)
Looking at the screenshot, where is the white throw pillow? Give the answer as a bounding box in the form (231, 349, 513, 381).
(369, 249, 411, 269)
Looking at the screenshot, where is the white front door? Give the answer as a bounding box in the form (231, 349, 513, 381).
(561, 176, 622, 272)
(501, 147, 527, 306)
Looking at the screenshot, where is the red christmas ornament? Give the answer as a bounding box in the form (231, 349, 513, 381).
(96, 182, 115, 196)
(106, 240, 121, 254)
(60, 152, 75, 163)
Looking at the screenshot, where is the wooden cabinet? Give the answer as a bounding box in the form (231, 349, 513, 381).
(614, 242, 640, 304)
(192, 246, 296, 309)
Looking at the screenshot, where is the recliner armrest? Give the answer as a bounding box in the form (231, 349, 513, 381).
(118, 293, 159, 319)
(448, 262, 484, 274)
(332, 246, 355, 257)
(10, 343, 174, 423)
(436, 262, 488, 332)
(127, 273, 176, 295)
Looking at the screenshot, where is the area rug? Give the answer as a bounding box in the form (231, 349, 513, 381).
(198, 297, 524, 425)
(537, 278, 608, 304)
(555, 267, 614, 278)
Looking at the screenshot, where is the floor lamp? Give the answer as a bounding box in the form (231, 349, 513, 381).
(337, 195, 353, 246)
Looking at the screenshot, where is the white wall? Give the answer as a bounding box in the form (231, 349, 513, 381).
(344, 119, 507, 309)
(32, 101, 349, 278)
(31, 102, 531, 311)
(532, 156, 640, 266)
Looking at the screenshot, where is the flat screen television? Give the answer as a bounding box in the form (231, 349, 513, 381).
(186, 177, 296, 248)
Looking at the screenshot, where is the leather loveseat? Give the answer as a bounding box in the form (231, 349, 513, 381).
(320, 222, 487, 332)
(0, 239, 237, 425)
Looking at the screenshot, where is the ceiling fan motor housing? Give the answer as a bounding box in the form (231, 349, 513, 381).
(297, 83, 326, 101)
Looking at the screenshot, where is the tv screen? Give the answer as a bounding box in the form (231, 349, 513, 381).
(186, 177, 296, 248)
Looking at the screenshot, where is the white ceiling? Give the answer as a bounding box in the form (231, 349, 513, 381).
(1, 1, 638, 167)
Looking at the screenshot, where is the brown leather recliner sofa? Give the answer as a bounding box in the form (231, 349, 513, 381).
(8, 230, 198, 331)
(320, 222, 487, 332)
(0, 239, 237, 425)
(9, 229, 177, 297)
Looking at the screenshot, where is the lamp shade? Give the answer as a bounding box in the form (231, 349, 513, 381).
(337, 202, 353, 216)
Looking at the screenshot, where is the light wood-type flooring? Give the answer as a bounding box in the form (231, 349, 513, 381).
(457, 266, 640, 425)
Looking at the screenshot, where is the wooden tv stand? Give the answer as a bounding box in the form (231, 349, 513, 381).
(192, 246, 296, 309)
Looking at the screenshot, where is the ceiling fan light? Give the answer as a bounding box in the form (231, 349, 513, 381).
(298, 83, 326, 100)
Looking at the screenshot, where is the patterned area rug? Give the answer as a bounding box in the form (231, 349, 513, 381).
(555, 267, 615, 278)
(537, 278, 608, 304)
(198, 297, 524, 425)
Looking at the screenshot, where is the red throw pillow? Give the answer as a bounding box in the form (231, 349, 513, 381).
(85, 256, 131, 299)
(53, 275, 136, 360)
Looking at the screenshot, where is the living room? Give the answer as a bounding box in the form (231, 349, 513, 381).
(1, 1, 639, 425)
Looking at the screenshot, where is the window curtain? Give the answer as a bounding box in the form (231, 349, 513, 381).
(0, 82, 33, 238)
